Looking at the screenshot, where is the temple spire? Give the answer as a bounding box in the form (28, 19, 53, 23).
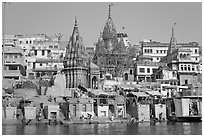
(167, 23, 177, 56)
(74, 16, 78, 27)
(108, 3, 113, 19)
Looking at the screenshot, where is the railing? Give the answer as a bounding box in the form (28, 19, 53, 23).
(3, 70, 21, 76)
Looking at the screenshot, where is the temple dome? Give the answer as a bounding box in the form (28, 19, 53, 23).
(102, 17, 117, 40)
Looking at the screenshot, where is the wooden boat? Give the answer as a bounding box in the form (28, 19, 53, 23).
(166, 96, 202, 122)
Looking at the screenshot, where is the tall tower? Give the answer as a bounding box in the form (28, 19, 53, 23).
(102, 4, 117, 52)
(63, 17, 89, 88)
(167, 23, 177, 56)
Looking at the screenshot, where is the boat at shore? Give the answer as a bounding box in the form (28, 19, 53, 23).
(166, 96, 202, 122)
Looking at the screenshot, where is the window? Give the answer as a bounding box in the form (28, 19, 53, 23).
(14, 55, 18, 58)
(188, 65, 191, 71)
(26, 41, 28, 44)
(196, 66, 199, 71)
(34, 50, 37, 55)
(144, 49, 147, 53)
(192, 66, 195, 71)
(160, 50, 162, 53)
(147, 68, 150, 73)
(195, 58, 198, 61)
(100, 73, 103, 78)
(153, 68, 157, 74)
(156, 50, 159, 53)
(100, 111, 107, 116)
(195, 49, 198, 53)
(173, 72, 176, 77)
(54, 46, 58, 49)
(73, 105, 76, 117)
(139, 68, 145, 73)
(157, 57, 160, 60)
(20, 41, 22, 44)
(150, 49, 152, 53)
(82, 104, 86, 112)
(130, 69, 133, 75)
(30, 40, 32, 44)
(40, 63, 42, 66)
(124, 73, 128, 80)
(184, 65, 187, 71)
(42, 50, 45, 56)
(49, 45, 53, 49)
(181, 65, 184, 71)
(185, 79, 188, 85)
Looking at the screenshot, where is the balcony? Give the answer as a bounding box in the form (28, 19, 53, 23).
(4, 58, 24, 65)
(3, 70, 21, 77)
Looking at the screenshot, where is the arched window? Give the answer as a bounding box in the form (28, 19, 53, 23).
(100, 73, 103, 78)
(36, 72, 40, 78)
(184, 65, 187, 71)
(173, 71, 176, 77)
(188, 65, 191, 71)
(192, 66, 195, 71)
(180, 53, 183, 59)
(130, 69, 133, 75)
(41, 72, 45, 76)
(124, 73, 128, 81)
(92, 76, 97, 89)
(181, 65, 184, 71)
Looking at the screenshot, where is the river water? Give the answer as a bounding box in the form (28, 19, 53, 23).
(2, 122, 202, 135)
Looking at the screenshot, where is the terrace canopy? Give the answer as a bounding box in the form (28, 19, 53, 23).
(131, 92, 149, 97)
(145, 90, 163, 96)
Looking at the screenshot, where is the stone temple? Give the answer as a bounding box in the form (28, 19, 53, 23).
(93, 4, 137, 80)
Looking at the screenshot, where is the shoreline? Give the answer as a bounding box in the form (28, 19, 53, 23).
(2, 118, 172, 126)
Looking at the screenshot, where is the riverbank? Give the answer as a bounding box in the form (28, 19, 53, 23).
(2, 118, 130, 126)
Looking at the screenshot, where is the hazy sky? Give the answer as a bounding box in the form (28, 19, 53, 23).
(3, 2, 202, 46)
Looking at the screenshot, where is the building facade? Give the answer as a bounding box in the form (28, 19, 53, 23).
(160, 24, 202, 95)
(3, 41, 26, 80)
(140, 40, 169, 62)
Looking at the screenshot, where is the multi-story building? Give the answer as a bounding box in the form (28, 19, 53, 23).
(16, 34, 47, 56)
(151, 66, 180, 97)
(25, 37, 66, 78)
(140, 41, 200, 63)
(140, 40, 169, 62)
(160, 24, 201, 96)
(134, 55, 165, 82)
(3, 40, 26, 80)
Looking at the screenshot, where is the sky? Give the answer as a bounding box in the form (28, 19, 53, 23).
(3, 2, 202, 47)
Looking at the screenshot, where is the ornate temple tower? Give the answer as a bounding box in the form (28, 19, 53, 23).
(63, 17, 89, 88)
(102, 4, 118, 52)
(93, 4, 137, 79)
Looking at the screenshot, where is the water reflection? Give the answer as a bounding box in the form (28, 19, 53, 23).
(2, 122, 202, 135)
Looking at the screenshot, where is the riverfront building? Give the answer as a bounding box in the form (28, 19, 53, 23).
(160, 24, 202, 96)
(139, 40, 169, 62)
(3, 38, 26, 80)
(16, 34, 47, 56)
